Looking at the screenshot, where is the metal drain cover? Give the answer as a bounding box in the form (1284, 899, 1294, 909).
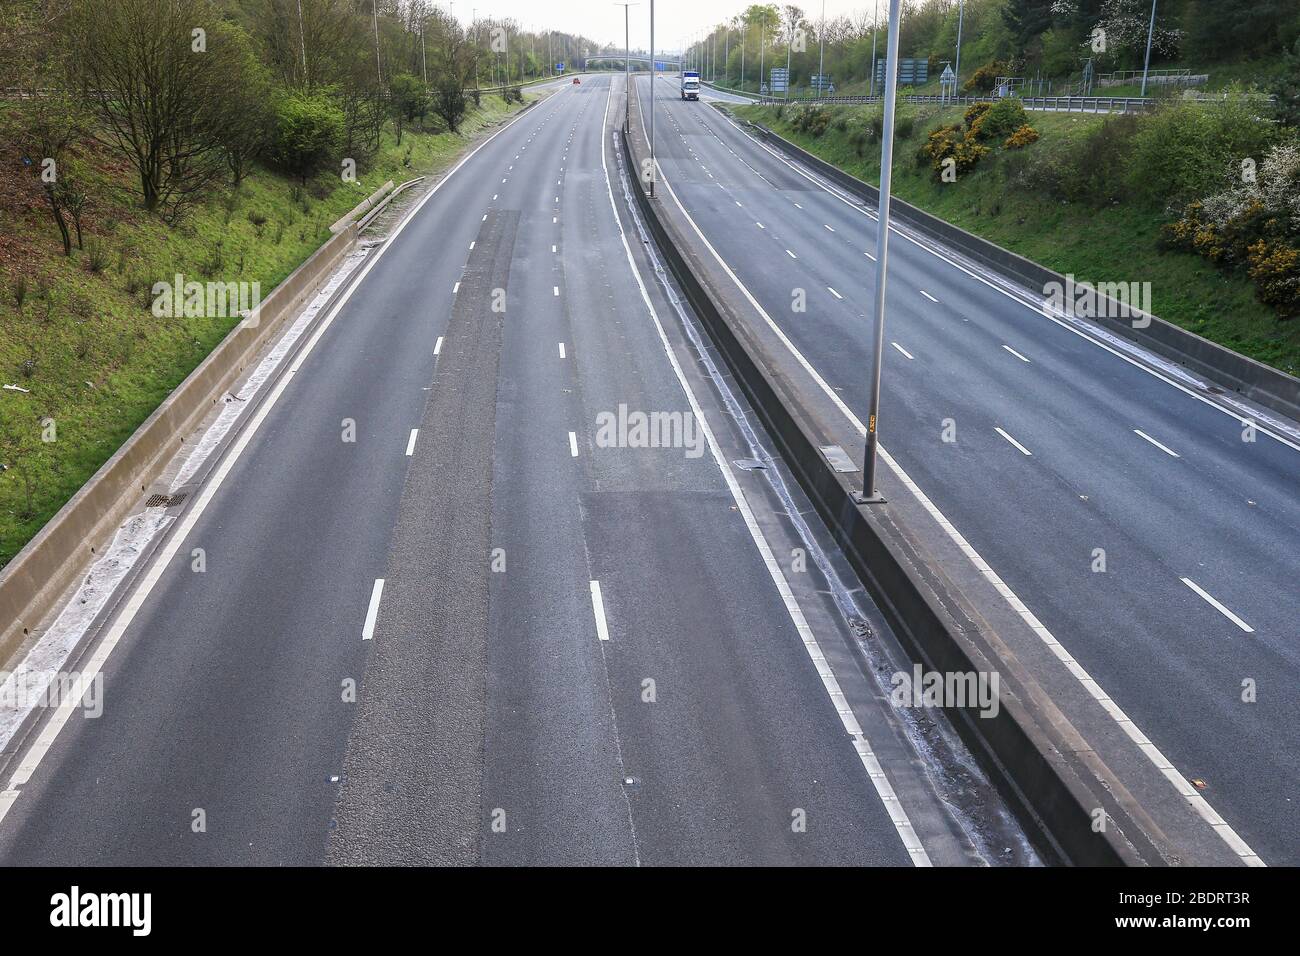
(145, 492, 188, 509)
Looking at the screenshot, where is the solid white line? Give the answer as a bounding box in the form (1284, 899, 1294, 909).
(786, 249, 797, 259)
(995, 427, 1033, 456)
(434, 336, 443, 355)
(589, 580, 612, 642)
(1181, 578, 1255, 633)
(827, 287, 843, 299)
(920, 290, 939, 303)
(568, 431, 579, 457)
(558, 342, 566, 358)
(1003, 345, 1030, 363)
(452, 281, 460, 293)
(618, 95, 931, 867)
(362, 578, 385, 640)
(1134, 429, 1180, 458)
(469, 241, 475, 250)
(755, 221, 765, 229)
(405, 429, 418, 456)
(891, 342, 914, 360)
(864, 250, 875, 261)
(824, 223, 835, 232)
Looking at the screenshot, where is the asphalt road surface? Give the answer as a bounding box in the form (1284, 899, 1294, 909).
(0, 76, 1028, 867)
(641, 73, 1299, 864)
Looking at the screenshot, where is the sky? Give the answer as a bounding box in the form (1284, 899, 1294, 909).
(456, 0, 890, 53)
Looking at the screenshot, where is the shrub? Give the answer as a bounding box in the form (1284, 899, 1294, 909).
(1127, 88, 1279, 206)
(962, 61, 1006, 94)
(971, 98, 1027, 143)
(963, 102, 991, 128)
(791, 104, 831, 137)
(1247, 241, 1300, 317)
(269, 93, 344, 184)
(1004, 124, 1040, 149)
(921, 123, 988, 179)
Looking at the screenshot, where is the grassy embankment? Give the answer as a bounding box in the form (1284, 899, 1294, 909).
(731, 101, 1299, 377)
(0, 93, 531, 568)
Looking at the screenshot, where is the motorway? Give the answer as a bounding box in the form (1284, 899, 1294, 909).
(639, 74, 1299, 863)
(0, 75, 1029, 866)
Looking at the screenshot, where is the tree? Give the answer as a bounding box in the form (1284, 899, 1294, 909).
(221, 30, 276, 186)
(65, 0, 267, 217)
(1002, 0, 1054, 56)
(389, 72, 428, 142)
(15, 91, 86, 256)
(433, 78, 467, 132)
(269, 93, 344, 183)
(1273, 38, 1300, 129)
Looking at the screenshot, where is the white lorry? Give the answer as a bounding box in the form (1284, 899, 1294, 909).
(680, 70, 700, 101)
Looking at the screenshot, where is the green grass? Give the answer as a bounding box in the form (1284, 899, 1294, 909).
(732, 102, 1300, 378)
(0, 93, 531, 569)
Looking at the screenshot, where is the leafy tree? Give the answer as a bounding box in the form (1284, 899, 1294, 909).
(389, 72, 428, 142)
(269, 93, 344, 183)
(1002, 0, 1054, 56)
(1274, 38, 1300, 128)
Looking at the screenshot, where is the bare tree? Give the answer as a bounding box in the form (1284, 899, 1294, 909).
(64, 0, 262, 217)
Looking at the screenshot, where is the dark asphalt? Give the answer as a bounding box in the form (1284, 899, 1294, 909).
(0, 76, 1022, 866)
(638, 74, 1300, 864)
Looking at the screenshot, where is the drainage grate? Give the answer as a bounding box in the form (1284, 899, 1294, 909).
(146, 492, 188, 508)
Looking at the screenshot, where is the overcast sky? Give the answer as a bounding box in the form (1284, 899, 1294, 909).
(458, 1, 888, 53)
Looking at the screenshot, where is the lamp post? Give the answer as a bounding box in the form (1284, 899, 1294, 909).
(817, 0, 825, 99)
(614, 2, 637, 130)
(649, 0, 655, 197)
(860, 0, 903, 503)
(1140, 0, 1158, 97)
(869, 0, 879, 97)
(954, 0, 964, 92)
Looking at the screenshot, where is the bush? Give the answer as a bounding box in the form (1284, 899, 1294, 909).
(963, 61, 1007, 94)
(920, 123, 988, 179)
(1127, 88, 1279, 206)
(1247, 241, 1300, 317)
(269, 93, 344, 184)
(1004, 124, 1040, 149)
(971, 98, 1027, 143)
(791, 104, 831, 138)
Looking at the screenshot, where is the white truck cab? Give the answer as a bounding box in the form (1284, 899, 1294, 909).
(681, 70, 700, 101)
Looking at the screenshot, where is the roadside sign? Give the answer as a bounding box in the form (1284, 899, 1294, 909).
(811, 73, 832, 91)
(770, 67, 788, 93)
(556, 62, 564, 72)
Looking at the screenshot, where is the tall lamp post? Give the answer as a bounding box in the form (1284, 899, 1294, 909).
(817, 0, 825, 99)
(954, 0, 964, 92)
(649, 0, 655, 197)
(1140, 0, 1158, 97)
(861, 0, 903, 503)
(615, 2, 637, 130)
(869, 0, 879, 97)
